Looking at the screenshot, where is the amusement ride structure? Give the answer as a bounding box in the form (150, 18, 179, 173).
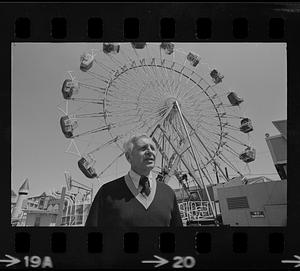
(58, 43, 256, 225)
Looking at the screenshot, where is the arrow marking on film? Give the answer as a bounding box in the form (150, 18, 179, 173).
(0, 255, 21, 267)
(282, 255, 300, 268)
(142, 255, 169, 268)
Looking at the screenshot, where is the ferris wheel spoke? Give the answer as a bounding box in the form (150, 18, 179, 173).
(110, 111, 159, 131)
(223, 134, 248, 147)
(191, 132, 219, 155)
(141, 109, 168, 125)
(138, 108, 166, 121)
(93, 60, 116, 75)
(145, 47, 174, 96)
(77, 82, 106, 93)
(110, 74, 140, 90)
(182, 114, 222, 162)
(106, 91, 139, 105)
(158, 51, 175, 94)
(105, 98, 138, 107)
(186, 95, 216, 108)
(196, 113, 226, 121)
(137, 88, 165, 106)
(225, 113, 244, 119)
(193, 118, 221, 130)
(153, 64, 174, 97)
(222, 143, 241, 157)
(118, 57, 162, 95)
(194, 131, 220, 148)
(106, 53, 124, 68)
(192, 142, 218, 168)
(106, 104, 137, 112)
(143, 57, 172, 96)
(139, 102, 167, 118)
(106, 87, 141, 102)
(143, 64, 173, 97)
(222, 123, 241, 131)
(87, 136, 120, 156)
(116, 67, 151, 90)
(167, 60, 180, 97)
(110, 75, 146, 96)
(158, 60, 179, 96)
(68, 102, 99, 117)
(189, 118, 220, 135)
(186, 103, 220, 114)
(122, 65, 168, 100)
(124, 65, 160, 95)
(163, 64, 179, 97)
(201, 165, 214, 186)
(119, 49, 138, 64)
(193, 119, 221, 134)
(172, 53, 188, 93)
(147, 105, 178, 136)
(175, 66, 198, 99)
(122, 59, 161, 92)
(220, 114, 242, 120)
(187, 143, 210, 169)
(72, 124, 114, 138)
(97, 152, 124, 178)
(111, 63, 151, 92)
(73, 75, 104, 83)
(177, 78, 204, 101)
(186, 109, 222, 121)
(218, 152, 243, 176)
(74, 112, 107, 118)
(69, 98, 104, 105)
(191, 121, 221, 134)
(86, 71, 109, 83)
(157, 124, 206, 190)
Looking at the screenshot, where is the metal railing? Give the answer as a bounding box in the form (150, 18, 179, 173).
(178, 200, 215, 223)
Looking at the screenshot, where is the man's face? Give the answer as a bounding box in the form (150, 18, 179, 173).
(128, 136, 156, 175)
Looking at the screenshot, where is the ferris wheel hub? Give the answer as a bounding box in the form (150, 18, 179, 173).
(165, 97, 180, 109)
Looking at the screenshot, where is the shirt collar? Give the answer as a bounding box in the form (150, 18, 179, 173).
(129, 169, 153, 190)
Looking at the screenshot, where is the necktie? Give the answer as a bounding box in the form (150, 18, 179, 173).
(139, 176, 151, 196)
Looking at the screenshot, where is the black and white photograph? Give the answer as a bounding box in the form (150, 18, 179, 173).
(11, 42, 287, 227)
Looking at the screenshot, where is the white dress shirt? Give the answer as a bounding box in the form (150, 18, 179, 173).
(124, 169, 157, 210)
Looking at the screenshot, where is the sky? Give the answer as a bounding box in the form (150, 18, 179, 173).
(12, 43, 287, 197)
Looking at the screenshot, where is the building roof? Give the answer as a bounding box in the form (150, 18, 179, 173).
(19, 178, 29, 194)
(272, 120, 287, 139)
(265, 120, 287, 166)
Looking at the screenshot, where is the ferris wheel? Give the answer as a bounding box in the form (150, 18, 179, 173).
(58, 42, 256, 206)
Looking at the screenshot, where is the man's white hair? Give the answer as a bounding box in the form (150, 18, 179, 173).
(123, 133, 152, 159)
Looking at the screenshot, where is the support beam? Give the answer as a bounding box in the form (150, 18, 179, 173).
(174, 101, 217, 220)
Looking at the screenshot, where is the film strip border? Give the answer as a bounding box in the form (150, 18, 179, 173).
(13, 231, 284, 254)
(1, 2, 299, 269)
(14, 16, 284, 40)
(7, 229, 286, 269)
(4, 3, 292, 41)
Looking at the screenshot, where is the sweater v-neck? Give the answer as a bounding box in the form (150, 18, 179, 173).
(124, 174, 157, 210)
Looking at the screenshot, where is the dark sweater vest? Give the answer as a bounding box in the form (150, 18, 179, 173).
(85, 176, 183, 227)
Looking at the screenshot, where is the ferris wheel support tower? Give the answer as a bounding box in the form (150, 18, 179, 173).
(174, 100, 217, 219)
(150, 99, 217, 221)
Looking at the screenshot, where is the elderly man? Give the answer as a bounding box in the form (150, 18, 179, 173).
(85, 134, 183, 227)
